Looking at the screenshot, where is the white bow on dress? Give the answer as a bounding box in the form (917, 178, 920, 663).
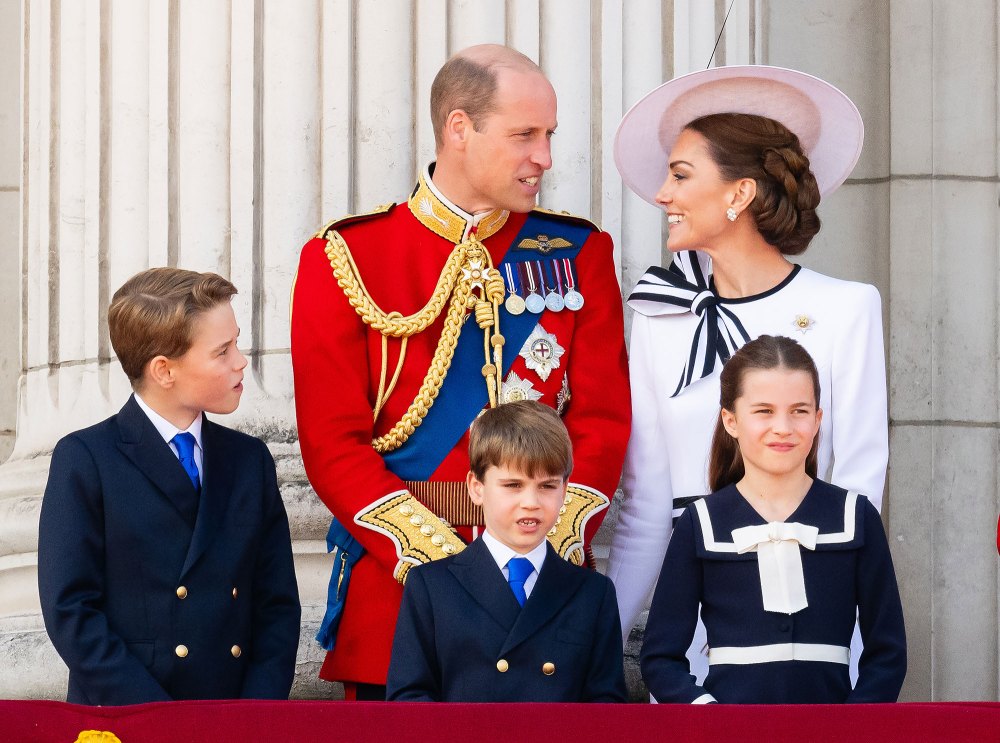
(731, 521, 819, 614)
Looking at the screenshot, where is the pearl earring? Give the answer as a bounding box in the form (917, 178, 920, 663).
(726, 207, 738, 222)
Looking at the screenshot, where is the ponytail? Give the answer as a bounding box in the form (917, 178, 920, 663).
(708, 414, 744, 492)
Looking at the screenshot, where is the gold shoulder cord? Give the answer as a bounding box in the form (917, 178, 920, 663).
(325, 230, 505, 453)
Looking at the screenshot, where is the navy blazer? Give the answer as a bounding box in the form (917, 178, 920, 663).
(386, 537, 626, 702)
(38, 395, 301, 705)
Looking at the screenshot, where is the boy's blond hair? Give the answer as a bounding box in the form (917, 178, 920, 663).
(108, 267, 237, 387)
(468, 400, 573, 480)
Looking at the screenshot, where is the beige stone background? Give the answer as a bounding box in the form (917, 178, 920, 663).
(0, 0, 997, 702)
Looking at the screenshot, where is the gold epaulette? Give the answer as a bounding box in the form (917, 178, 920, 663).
(355, 492, 466, 584)
(547, 484, 610, 566)
(531, 206, 601, 233)
(312, 202, 396, 240)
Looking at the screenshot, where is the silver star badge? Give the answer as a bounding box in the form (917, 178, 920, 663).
(501, 371, 543, 403)
(519, 325, 564, 382)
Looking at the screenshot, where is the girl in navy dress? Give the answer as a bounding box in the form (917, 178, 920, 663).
(640, 335, 905, 704)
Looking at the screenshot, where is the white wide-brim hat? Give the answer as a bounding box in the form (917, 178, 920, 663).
(614, 65, 864, 205)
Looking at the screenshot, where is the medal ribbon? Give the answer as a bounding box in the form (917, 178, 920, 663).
(562, 258, 577, 291)
(383, 212, 589, 480)
(540, 262, 551, 295)
(552, 259, 564, 296)
(524, 261, 539, 295)
(504, 263, 519, 297)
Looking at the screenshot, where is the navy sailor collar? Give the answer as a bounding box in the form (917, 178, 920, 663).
(688, 480, 865, 557)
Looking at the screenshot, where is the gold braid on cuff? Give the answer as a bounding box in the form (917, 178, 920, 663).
(546, 484, 611, 566)
(355, 493, 466, 584)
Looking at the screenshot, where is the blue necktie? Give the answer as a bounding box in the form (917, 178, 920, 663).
(172, 432, 201, 492)
(506, 557, 534, 607)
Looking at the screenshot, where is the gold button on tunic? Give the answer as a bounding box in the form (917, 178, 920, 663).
(176, 586, 188, 599)
(175, 645, 188, 658)
(496, 659, 509, 673)
(542, 662, 555, 675)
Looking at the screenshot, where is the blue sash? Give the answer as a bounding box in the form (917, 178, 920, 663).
(316, 212, 592, 652)
(383, 212, 590, 480)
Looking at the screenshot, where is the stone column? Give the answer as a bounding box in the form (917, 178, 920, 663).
(886, 0, 1000, 702)
(0, 0, 19, 463)
(0, 0, 333, 700)
(761, 0, 892, 290)
(764, 0, 1000, 702)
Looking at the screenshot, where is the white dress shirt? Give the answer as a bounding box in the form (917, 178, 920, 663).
(133, 393, 204, 477)
(480, 530, 548, 600)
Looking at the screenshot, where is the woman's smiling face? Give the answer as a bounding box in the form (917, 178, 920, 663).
(655, 128, 741, 253)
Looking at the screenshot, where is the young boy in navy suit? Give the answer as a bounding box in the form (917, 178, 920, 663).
(386, 400, 626, 702)
(38, 268, 301, 705)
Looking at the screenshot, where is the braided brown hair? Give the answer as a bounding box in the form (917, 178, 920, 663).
(687, 113, 822, 255)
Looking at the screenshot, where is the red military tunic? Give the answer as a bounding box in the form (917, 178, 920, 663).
(291, 168, 630, 685)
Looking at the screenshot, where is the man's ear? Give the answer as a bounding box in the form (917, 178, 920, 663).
(146, 355, 176, 390)
(443, 109, 473, 151)
(466, 469, 485, 506)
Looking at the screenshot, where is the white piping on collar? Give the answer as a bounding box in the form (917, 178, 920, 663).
(692, 491, 859, 554)
(815, 491, 858, 544)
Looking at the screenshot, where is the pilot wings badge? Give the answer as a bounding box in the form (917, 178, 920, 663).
(517, 234, 573, 255)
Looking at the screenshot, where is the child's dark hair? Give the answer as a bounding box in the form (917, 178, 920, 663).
(708, 335, 821, 491)
(468, 400, 573, 481)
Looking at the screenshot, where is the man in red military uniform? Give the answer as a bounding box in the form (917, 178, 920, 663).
(291, 44, 630, 700)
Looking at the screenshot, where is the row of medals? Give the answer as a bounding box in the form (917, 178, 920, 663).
(503, 259, 584, 316)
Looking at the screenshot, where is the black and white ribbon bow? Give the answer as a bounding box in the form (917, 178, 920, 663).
(628, 251, 751, 397)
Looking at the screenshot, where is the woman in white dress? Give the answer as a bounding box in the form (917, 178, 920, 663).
(606, 66, 888, 681)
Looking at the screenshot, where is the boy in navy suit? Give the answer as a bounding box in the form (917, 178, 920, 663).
(386, 400, 626, 702)
(38, 268, 301, 705)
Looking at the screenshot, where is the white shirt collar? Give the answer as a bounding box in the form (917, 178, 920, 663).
(133, 392, 204, 450)
(423, 162, 495, 240)
(481, 530, 548, 576)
